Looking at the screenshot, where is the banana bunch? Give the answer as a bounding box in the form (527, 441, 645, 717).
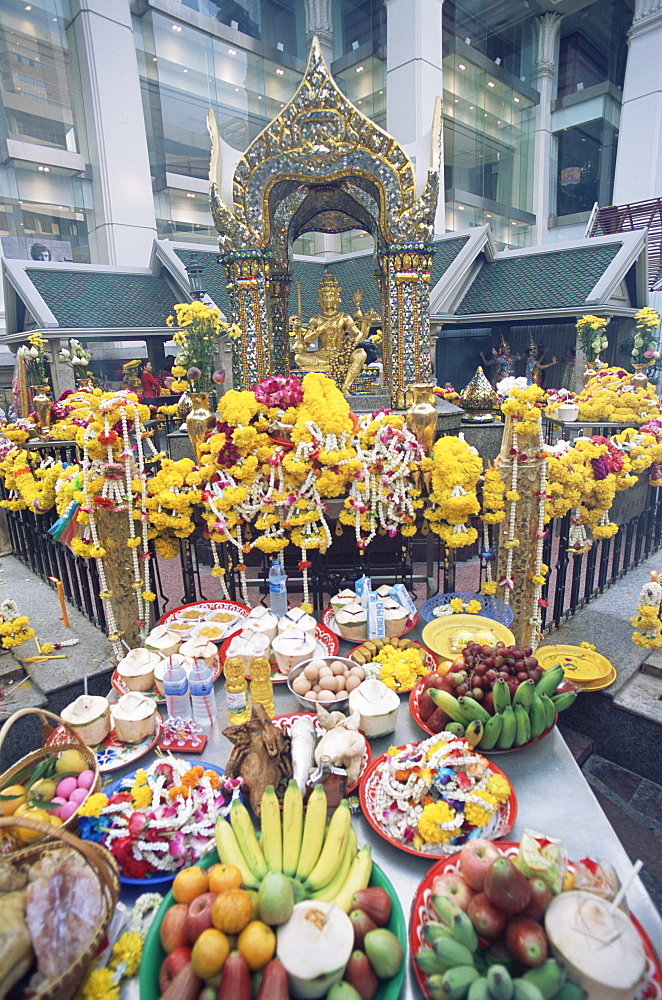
(429, 665, 576, 751)
(415, 897, 575, 1000)
(215, 782, 372, 911)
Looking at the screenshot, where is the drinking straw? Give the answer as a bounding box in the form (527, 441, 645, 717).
(609, 859, 643, 913)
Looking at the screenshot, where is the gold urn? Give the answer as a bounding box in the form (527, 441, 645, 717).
(186, 393, 216, 463)
(32, 385, 51, 431)
(405, 384, 438, 454)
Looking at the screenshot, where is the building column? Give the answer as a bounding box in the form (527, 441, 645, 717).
(532, 13, 562, 246)
(613, 0, 662, 203)
(304, 0, 334, 65)
(384, 0, 444, 146)
(70, 0, 157, 265)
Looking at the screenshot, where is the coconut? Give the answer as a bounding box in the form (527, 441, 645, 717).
(348, 679, 400, 738)
(111, 692, 157, 744)
(272, 629, 316, 675)
(245, 606, 279, 642)
(145, 625, 181, 658)
(381, 597, 409, 637)
(178, 637, 217, 669)
(278, 607, 317, 638)
(330, 589, 358, 615)
(116, 647, 162, 691)
(153, 653, 195, 697)
(226, 629, 271, 672)
(60, 695, 111, 746)
(334, 602, 368, 641)
(276, 900, 354, 998)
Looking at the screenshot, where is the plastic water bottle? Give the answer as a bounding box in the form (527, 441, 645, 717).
(268, 556, 288, 618)
(163, 656, 191, 720)
(189, 657, 218, 728)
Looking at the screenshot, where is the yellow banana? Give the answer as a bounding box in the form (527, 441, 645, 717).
(259, 785, 283, 873)
(295, 784, 328, 881)
(309, 825, 357, 902)
(214, 816, 259, 888)
(230, 799, 268, 881)
(282, 779, 303, 878)
(304, 800, 351, 891)
(333, 843, 373, 913)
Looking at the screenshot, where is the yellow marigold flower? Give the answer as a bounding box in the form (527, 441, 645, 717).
(481, 581, 498, 596)
(77, 792, 108, 818)
(486, 774, 511, 803)
(449, 597, 464, 613)
(418, 801, 457, 843)
(77, 966, 119, 1000)
(466, 600, 482, 614)
(464, 794, 497, 827)
(109, 931, 143, 977)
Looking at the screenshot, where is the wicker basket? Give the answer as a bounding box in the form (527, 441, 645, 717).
(0, 815, 119, 1000)
(0, 708, 101, 849)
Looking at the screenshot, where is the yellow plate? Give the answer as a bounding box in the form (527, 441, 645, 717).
(575, 665, 617, 691)
(537, 644, 613, 683)
(421, 615, 516, 660)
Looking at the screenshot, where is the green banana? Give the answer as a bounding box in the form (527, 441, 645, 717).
(496, 706, 516, 749)
(295, 783, 328, 881)
(214, 816, 259, 888)
(432, 895, 463, 928)
(534, 663, 564, 698)
(521, 959, 566, 999)
(282, 779, 303, 877)
(492, 678, 512, 713)
(305, 799, 351, 890)
(432, 936, 475, 968)
(465, 719, 484, 748)
(487, 965, 514, 1000)
(514, 704, 531, 746)
(468, 977, 490, 1000)
(423, 921, 457, 946)
(551, 690, 577, 713)
(512, 981, 545, 1000)
(426, 973, 454, 1000)
(442, 965, 480, 999)
(332, 842, 372, 913)
(539, 693, 556, 730)
(459, 695, 492, 724)
(260, 785, 283, 874)
(479, 713, 503, 750)
(512, 678, 535, 709)
(552, 984, 586, 1000)
(416, 949, 450, 976)
(451, 910, 478, 953)
(447, 722, 466, 739)
(230, 799, 268, 880)
(430, 689, 472, 727)
(309, 823, 356, 901)
(528, 695, 547, 739)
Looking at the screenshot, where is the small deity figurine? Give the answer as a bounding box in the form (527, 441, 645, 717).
(480, 338, 516, 385)
(525, 341, 557, 387)
(561, 344, 576, 390)
(293, 270, 367, 395)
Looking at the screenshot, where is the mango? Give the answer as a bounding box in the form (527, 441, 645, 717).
(55, 749, 88, 775)
(364, 928, 404, 979)
(256, 872, 294, 926)
(327, 983, 363, 1000)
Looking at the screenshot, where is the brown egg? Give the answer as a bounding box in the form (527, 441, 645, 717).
(330, 659, 347, 676)
(303, 663, 320, 682)
(318, 665, 333, 679)
(333, 689, 348, 700)
(349, 665, 365, 679)
(312, 684, 321, 693)
(335, 675, 346, 691)
(292, 674, 312, 695)
(306, 689, 318, 701)
(317, 689, 335, 703)
(319, 675, 338, 692)
(345, 674, 362, 692)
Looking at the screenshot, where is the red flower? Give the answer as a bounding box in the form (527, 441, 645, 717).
(297, 560, 312, 571)
(98, 430, 118, 445)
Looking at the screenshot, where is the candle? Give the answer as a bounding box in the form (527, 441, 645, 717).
(49, 576, 69, 628)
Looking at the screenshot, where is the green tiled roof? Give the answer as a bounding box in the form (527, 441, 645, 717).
(173, 249, 229, 316)
(456, 242, 622, 315)
(430, 235, 470, 288)
(26, 269, 179, 328)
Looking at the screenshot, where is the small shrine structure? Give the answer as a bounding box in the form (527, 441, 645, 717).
(208, 36, 441, 407)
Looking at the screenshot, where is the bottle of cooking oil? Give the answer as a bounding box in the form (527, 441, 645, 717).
(249, 654, 275, 718)
(223, 655, 250, 725)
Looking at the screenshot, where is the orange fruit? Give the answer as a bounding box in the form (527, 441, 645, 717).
(211, 888, 253, 935)
(237, 920, 276, 971)
(172, 865, 210, 904)
(0, 784, 27, 817)
(11, 805, 51, 843)
(191, 927, 230, 979)
(48, 815, 64, 827)
(208, 862, 243, 894)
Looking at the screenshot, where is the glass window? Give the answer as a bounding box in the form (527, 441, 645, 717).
(0, 0, 80, 152)
(0, 165, 93, 262)
(554, 119, 618, 217)
(443, 1, 538, 87)
(557, 0, 631, 98)
(340, 229, 374, 253)
(335, 0, 385, 58)
(170, 0, 305, 57)
(333, 56, 385, 128)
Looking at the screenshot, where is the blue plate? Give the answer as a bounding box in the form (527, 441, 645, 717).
(103, 760, 226, 886)
(420, 592, 514, 627)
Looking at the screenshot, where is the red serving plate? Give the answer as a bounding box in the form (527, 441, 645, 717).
(347, 640, 439, 693)
(322, 606, 418, 640)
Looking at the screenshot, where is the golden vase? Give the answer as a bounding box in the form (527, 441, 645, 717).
(32, 385, 51, 430)
(630, 362, 650, 389)
(186, 393, 215, 463)
(405, 384, 438, 454)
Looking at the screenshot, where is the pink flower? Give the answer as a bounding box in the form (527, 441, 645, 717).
(644, 349, 654, 358)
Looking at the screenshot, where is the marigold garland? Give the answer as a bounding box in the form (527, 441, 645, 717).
(423, 435, 481, 548)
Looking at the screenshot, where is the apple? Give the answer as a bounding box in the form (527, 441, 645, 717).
(160, 903, 190, 953)
(185, 892, 217, 943)
(467, 892, 508, 940)
(505, 915, 548, 967)
(431, 871, 475, 913)
(522, 877, 552, 921)
(459, 838, 502, 891)
(197, 988, 216, 1000)
(159, 945, 192, 992)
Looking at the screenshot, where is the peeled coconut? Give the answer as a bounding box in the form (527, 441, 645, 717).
(545, 890, 646, 1000)
(111, 692, 157, 743)
(60, 695, 111, 746)
(276, 900, 354, 999)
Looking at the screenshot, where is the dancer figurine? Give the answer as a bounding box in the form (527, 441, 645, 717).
(480, 338, 516, 385)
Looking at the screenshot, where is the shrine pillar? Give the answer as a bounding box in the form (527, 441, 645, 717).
(268, 270, 292, 376)
(221, 249, 273, 389)
(378, 243, 435, 408)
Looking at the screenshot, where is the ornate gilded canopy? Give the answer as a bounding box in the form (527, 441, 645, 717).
(209, 36, 441, 269)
